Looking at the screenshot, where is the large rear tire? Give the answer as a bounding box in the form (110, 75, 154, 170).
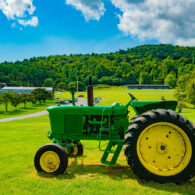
(124, 109, 195, 183)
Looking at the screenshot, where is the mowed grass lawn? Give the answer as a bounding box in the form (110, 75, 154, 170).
(0, 92, 70, 119)
(0, 88, 195, 195)
(0, 100, 55, 119)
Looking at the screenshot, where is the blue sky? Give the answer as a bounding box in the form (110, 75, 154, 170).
(0, 0, 194, 62)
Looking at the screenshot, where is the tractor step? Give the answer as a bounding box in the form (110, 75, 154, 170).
(101, 141, 123, 165)
(105, 150, 115, 153)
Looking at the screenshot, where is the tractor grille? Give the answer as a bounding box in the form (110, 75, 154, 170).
(64, 115, 83, 135)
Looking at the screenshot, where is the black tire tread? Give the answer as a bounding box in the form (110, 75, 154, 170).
(124, 109, 195, 183)
(76, 143, 83, 156)
(34, 143, 68, 175)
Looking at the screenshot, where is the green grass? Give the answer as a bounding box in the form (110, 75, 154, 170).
(0, 100, 55, 119)
(0, 92, 70, 119)
(58, 87, 194, 121)
(0, 88, 194, 195)
(0, 87, 188, 120)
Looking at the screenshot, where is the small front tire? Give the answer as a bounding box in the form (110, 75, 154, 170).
(76, 143, 83, 156)
(34, 143, 68, 175)
(64, 142, 83, 157)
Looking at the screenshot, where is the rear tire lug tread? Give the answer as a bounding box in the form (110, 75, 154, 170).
(124, 109, 194, 184)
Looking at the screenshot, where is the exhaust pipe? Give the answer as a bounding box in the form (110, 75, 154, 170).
(87, 77, 93, 106)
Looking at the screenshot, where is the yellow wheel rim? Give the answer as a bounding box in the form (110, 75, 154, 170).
(137, 122, 192, 176)
(40, 151, 60, 173)
(64, 143, 78, 156)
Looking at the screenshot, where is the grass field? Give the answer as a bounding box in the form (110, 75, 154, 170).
(0, 88, 194, 195)
(0, 100, 56, 119)
(0, 92, 69, 119)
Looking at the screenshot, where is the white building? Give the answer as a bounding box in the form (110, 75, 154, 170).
(126, 84, 169, 89)
(0, 86, 53, 94)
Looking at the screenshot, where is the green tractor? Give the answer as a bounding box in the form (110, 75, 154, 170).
(34, 77, 195, 183)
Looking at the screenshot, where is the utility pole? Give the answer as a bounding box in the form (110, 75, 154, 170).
(77, 76, 79, 99)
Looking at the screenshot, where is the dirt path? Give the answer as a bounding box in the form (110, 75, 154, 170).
(0, 110, 48, 123)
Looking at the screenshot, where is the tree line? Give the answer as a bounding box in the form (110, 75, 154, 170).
(0, 88, 51, 112)
(0, 44, 194, 90)
(174, 71, 195, 108)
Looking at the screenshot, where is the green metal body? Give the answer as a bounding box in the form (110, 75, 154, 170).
(47, 97, 177, 165)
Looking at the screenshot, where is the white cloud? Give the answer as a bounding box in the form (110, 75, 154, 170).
(18, 16, 38, 27)
(65, 0, 105, 21)
(0, 0, 38, 27)
(11, 22, 17, 28)
(0, 0, 194, 45)
(111, 0, 195, 45)
(64, 0, 195, 45)
(0, 0, 35, 19)
(176, 39, 195, 46)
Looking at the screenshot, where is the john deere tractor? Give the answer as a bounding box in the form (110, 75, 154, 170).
(34, 77, 195, 183)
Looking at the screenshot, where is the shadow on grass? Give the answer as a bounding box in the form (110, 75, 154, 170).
(37, 156, 195, 195)
(0, 110, 24, 115)
(0, 107, 37, 116)
(0, 101, 54, 117)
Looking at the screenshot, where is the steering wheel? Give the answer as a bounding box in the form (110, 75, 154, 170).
(128, 92, 137, 101)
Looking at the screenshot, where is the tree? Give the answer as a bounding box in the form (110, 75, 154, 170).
(1, 92, 13, 112)
(56, 82, 67, 90)
(164, 73, 177, 88)
(71, 81, 86, 91)
(186, 79, 195, 108)
(20, 94, 30, 108)
(138, 72, 152, 85)
(44, 78, 54, 87)
(42, 91, 51, 102)
(174, 72, 195, 102)
(0, 94, 2, 111)
(29, 94, 36, 104)
(0, 45, 194, 88)
(32, 88, 50, 104)
(10, 93, 21, 110)
(138, 74, 143, 85)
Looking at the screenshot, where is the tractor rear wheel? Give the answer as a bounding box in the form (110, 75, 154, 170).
(34, 143, 68, 175)
(124, 109, 195, 183)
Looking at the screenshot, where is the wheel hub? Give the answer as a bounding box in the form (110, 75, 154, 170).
(156, 142, 167, 154)
(48, 160, 53, 164)
(40, 151, 60, 173)
(137, 122, 192, 176)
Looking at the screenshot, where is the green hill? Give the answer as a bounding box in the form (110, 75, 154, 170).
(0, 44, 194, 87)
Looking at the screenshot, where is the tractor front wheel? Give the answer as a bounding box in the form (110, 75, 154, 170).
(64, 142, 83, 157)
(76, 143, 84, 156)
(34, 143, 68, 175)
(124, 109, 195, 183)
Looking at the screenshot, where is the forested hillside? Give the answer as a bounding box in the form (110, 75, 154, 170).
(0, 44, 194, 88)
